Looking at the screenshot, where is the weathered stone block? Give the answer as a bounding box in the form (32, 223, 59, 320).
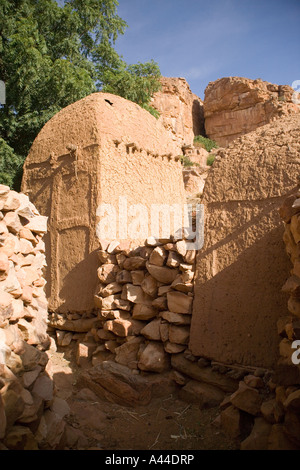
(132, 303, 157, 321)
(4, 425, 39, 450)
(121, 284, 152, 304)
(141, 275, 158, 297)
(167, 291, 193, 314)
(230, 381, 263, 416)
(98, 282, 122, 298)
(97, 264, 120, 285)
(179, 380, 225, 408)
(77, 361, 152, 406)
(140, 319, 161, 341)
(164, 342, 185, 354)
(168, 325, 190, 345)
(146, 262, 178, 284)
(166, 251, 181, 268)
(131, 270, 145, 285)
(161, 310, 191, 325)
(171, 354, 238, 392)
(149, 246, 167, 267)
(116, 270, 132, 284)
(115, 337, 143, 369)
(138, 342, 170, 373)
(240, 417, 271, 450)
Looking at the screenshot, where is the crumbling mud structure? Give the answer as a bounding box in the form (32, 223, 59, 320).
(1, 77, 300, 450)
(22, 92, 186, 315)
(191, 114, 300, 369)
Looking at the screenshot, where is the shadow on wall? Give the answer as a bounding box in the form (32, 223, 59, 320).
(199, 191, 298, 259)
(190, 195, 294, 369)
(192, 99, 205, 138)
(58, 249, 100, 314)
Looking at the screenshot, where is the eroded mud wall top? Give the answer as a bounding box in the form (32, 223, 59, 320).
(190, 113, 300, 368)
(22, 93, 186, 314)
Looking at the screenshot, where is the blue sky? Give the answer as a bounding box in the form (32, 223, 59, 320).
(115, 0, 300, 99)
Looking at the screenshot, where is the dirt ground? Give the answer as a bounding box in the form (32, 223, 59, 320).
(48, 344, 240, 451)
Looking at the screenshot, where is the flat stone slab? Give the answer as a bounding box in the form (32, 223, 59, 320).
(77, 361, 152, 407)
(171, 353, 238, 393)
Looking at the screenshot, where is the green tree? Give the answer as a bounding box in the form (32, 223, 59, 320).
(102, 60, 161, 117)
(0, 138, 23, 188)
(0, 0, 161, 189)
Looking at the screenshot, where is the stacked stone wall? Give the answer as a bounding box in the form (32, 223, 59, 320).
(0, 185, 69, 450)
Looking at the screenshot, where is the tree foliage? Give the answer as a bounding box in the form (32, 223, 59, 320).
(0, 0, 161, 188)
(0, 138, 23, 188)
(102, 60, 161, 117)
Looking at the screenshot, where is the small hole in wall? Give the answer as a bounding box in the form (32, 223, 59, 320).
(24, 316, 33, 323)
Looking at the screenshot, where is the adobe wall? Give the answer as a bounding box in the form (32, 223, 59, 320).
(214, 190, 300, 450)
(189, 113, 300, 369)
(22, 93, 186, 315)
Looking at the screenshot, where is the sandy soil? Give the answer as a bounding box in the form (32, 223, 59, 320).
(48, 344, 240, 451)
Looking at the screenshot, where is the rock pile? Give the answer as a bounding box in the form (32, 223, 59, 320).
(51, 235, 279, 425)
(204, 76, 299, 147)
(52, 236, 196, 373)
(45, 192, 300, 450)
(216, 373, 287, 450)
(0, 185, 69, 450)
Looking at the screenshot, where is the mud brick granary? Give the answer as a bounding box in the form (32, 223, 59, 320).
(22, 92, 186, 315)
